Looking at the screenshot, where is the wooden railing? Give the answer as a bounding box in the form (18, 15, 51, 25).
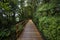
(16, 20, 28, 38)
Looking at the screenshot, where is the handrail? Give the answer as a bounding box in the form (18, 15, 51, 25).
(16, 20, 28, 38)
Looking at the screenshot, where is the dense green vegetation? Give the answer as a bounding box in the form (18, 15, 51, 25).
(0, 0, 24, 40)
(33, 0, 60, 40)
(0, 0, 60, 40)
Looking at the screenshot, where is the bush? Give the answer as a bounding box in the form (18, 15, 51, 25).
(0, 25, 16, 40)
(33, 12, 60, 40)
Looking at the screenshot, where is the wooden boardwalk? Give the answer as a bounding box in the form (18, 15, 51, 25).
(17, 20, 43, 40)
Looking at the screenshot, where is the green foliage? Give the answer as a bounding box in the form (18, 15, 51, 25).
(39, 16, 59, 40)
(33, 0, 60, 40)
(33, 12, 60, 40)
(0, 25, 16, 40)
(18, 24, 23, 32)
(0, 0, 60, 40)
(37, 3, 55, 12)
(0, 0, 18, 40)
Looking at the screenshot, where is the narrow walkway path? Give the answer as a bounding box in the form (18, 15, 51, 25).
(17, 20, 43, 40)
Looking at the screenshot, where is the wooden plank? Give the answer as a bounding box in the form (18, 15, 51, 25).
(17, 20, 43, 40)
